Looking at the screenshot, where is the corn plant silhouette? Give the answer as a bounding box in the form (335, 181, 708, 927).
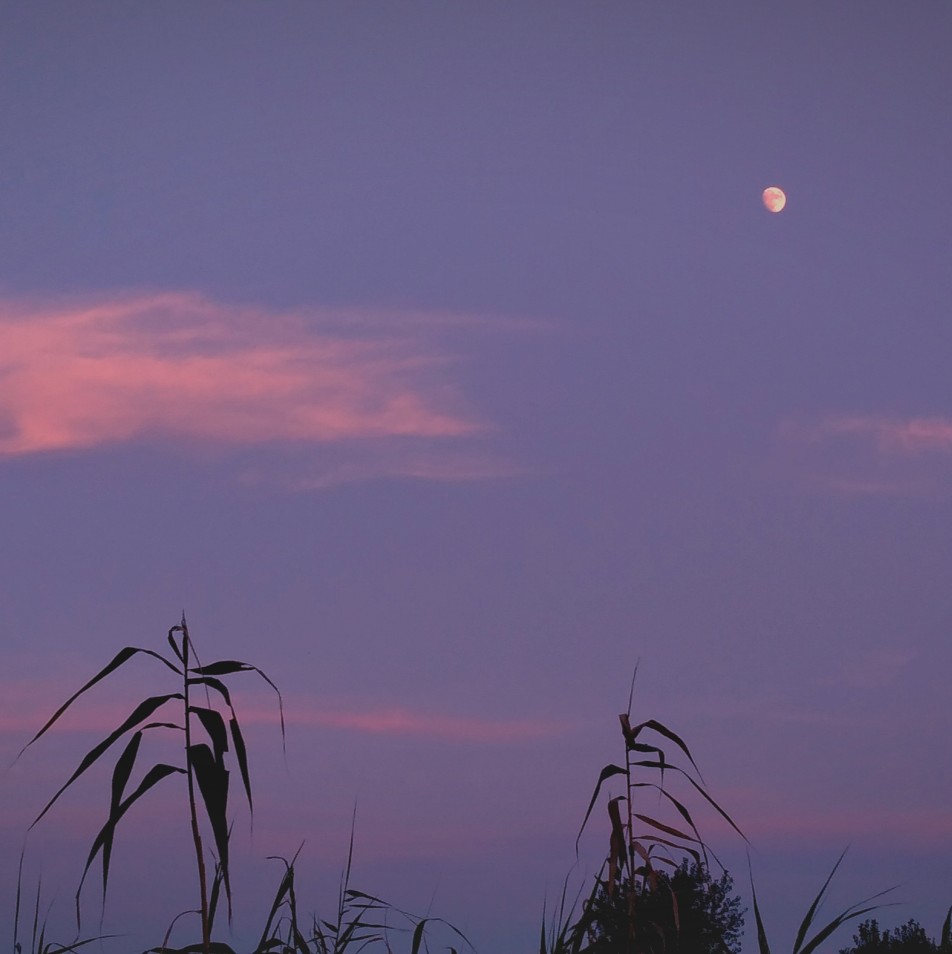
(16, 615, 285, 954)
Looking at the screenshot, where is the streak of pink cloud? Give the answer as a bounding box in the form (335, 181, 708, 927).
(253, 701, 559, 743)
(0, 683, 557, 746)
(794, 414, 952, 455)
(0, 292, 483, 457)
(775, 413, 952, 496)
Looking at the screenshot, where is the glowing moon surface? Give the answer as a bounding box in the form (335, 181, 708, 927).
(762, 186, 786, 213)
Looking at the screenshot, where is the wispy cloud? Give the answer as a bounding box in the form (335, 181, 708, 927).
(725, 796, 952, 845)
(829, 646, 920, 690)
(774, 413, 952, 496)
(798, 415, 952, 454)
(274, 700, 559, 742)
(0, 292, 510, 481)
(0, 683, 557, 748)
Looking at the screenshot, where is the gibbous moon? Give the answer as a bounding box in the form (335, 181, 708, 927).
(762, 186, 786, 213)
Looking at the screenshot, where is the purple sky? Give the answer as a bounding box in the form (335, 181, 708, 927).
(2, 3, 951, 951)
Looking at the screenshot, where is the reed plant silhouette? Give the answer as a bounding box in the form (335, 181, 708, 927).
(541, 670, 745, 954)
(13, 616, 470, 954)
(541, 672, 901, 954)
(16, 615, 285, 954)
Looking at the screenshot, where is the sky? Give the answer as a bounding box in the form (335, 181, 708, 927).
(1, 2, 951, 951)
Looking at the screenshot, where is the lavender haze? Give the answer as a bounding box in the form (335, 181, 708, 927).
(1, 3, 951, 951)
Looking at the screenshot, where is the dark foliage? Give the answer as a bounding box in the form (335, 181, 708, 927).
(840, 918, 942, 954)
(583, 859, 744, 954)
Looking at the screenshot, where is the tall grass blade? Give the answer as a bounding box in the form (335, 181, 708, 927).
(792, 848, 847, 954)
(14, 847, 25, 954)
(748, 868, 773, 954)
(409, 918, 428, 954)
(796, 903, 884, 954)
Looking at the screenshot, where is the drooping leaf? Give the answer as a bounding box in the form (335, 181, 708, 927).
(633, 813, 698, 844)
(630, 759, 746, 840)
(167, 626, 185, 665)
(626, 719, 702, 778)
(30, 693, 184, 828)
(188, 676, 233, 709)
(101, 731, 143, 896)
(189, 660, 286, 752)
(606, 796, 627, 893)
(256, 857, 294, 951)
(188, 743, 231, 915)
(17, 649, 181, 760)
(76, 762, 185, 920)
(189, 707, 229, 766)
(229, 716, 252, 814)
(575, 763, 627, 853)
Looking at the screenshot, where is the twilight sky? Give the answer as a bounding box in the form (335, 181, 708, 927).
(1, 3, 951, 951)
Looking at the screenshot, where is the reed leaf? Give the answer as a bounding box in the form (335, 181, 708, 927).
(576, 764, 627, 852)
(31, 694, 184, 828)
(17, 648, 182, 760)
(187, 744, 231, 914)
(77, 762, 186, 920)
(189, 707, 229, 767)
(189, 660, 286, 755)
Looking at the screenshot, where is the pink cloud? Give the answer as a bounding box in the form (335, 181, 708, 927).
(774, 413, 952, 496)
(807, 415, 952, 455)
(723, 797, 952, 846)
(0, 291, 484, 458)
(0, 681, 557, 749)
(245, 446, 530, 492)
(253, 700, 559, 743)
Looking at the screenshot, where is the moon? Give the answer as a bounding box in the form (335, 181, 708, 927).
(762, 186, 786, 213)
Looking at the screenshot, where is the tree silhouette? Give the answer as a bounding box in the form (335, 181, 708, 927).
(582, 859, 744, 954)
(840, 918, 939, 954)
